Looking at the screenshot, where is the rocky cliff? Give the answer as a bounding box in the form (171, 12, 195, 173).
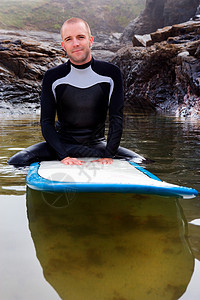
(0, 20, 200, 118)
(121, 0, 200, 43)
(112, 20, 200, 118)
(0, 30, 120, 113)
(0, 31, 64, 110)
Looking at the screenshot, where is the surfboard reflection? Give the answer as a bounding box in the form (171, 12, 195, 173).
(26, 188, 194, 300)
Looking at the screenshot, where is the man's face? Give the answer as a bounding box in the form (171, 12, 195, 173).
(61, 21, 93, 65)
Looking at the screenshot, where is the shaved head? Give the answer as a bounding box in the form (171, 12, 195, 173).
(60, 17, 93, 65)
(61, 18, 91, 39)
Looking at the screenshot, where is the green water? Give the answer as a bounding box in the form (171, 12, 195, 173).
(0, 112, 200, 300)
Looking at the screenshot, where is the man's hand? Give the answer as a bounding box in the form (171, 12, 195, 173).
(61, 157, 85, 165)
(91, 158, 113, 165)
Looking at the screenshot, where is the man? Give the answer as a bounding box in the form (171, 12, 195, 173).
(8, 18, 145, 166)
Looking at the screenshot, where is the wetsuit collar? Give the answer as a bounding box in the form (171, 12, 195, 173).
(69, 58, 93, 69)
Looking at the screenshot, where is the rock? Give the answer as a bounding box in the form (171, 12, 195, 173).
(132, 20, 200, 47)
(1, 22, 199, 119)
(121, 0, 200, 44)
(166, 19, 200, 39)
(194, 44, 200, 57)
(0, 30, 65, 104)
(164, 0, 200, 25)
(112, 20, 200, 118)
(0, 29, 119, 107)
(132, 34, 152, 47)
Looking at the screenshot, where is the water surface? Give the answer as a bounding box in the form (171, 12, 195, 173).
(0, 112, 200, 299)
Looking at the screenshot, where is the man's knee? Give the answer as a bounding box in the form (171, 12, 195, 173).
(8, 150, 36, 167)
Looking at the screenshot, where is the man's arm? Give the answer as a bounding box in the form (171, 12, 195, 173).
(104, 65, 124, 158)
(41, 70, 88, 165)
(40, 70, 69, 160)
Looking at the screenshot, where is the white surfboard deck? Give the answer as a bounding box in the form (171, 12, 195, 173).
(26, 158, 198, 199)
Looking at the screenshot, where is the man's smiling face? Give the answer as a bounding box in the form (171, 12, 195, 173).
(61, 21, 94, 65)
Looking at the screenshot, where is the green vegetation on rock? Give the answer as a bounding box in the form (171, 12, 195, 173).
(0, 0, 145, 33)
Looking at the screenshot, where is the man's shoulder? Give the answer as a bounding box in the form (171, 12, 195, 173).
(93, 59, 120, 73)
(44, 62, 69, 79)
(92, 59, 122, 83)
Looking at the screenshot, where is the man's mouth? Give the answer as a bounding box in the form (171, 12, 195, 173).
(72, 49, 83, 53)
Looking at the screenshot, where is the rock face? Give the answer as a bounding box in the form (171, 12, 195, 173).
(0, 22, 199, 118)
(112, 20, 200, 118)
(0, 31, 64, 108)
(121, 0, 200, 43)
(0, 30, 121, 110)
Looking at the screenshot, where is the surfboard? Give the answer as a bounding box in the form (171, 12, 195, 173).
(26, 158, 198, 199)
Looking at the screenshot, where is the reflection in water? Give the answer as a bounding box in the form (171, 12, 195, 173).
(27, 188, 194, 300)
(1, 113, 199, 298)
(180, 259, 200, 300)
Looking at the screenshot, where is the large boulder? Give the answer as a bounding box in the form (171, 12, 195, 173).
(121, 0, 200, 44)
(0, 31, 64, 106)
(0, 30, 120, 110)
(112, 20, 200, 118)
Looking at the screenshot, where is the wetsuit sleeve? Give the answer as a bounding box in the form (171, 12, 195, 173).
(104, 66, 124, 158)
(40, 70, 67, 160)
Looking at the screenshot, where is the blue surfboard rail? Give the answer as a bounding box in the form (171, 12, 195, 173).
(26, 161, 198, 198)
(128, 161, 162, 181)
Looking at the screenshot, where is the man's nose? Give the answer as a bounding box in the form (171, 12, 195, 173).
(72, 38, 79, 46)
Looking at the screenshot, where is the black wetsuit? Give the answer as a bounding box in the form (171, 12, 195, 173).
(8, 58, 144, 166)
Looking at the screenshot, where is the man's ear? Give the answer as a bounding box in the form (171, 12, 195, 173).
(90, 36, 94, 48)
(61, 41, 65, 51)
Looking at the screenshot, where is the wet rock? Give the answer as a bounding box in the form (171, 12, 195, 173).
(1, 23, 199, 119)
(151, 20, 200, 44)
(112, 20, 200, 118)
(0, 30, 65, 104)
(132, 34, 152, 47)
(121, 0, 200, 44)
(0, 30, 120, 107)
(132, 20, 200, 47)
